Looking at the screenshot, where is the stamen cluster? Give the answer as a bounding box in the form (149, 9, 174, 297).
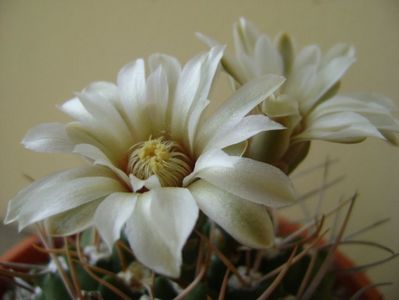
(127, 136, 193, 187)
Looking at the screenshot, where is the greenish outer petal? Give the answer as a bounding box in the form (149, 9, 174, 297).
(125, 188, 198, 278)
(189, 180, 274, 249)
(46, 198, 104, 236)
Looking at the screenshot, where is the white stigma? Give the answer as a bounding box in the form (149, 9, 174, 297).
(127, 136, 193, 187)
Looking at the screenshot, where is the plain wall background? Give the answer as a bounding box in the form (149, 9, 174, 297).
(1, 0, 398, 297)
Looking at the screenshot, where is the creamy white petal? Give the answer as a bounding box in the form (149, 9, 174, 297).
(94, 193, 137, 250)
(312, 95, 392, 117)
(194, 156, 295, 207)
(5, 166, 113, 224)
(171, 53, 203, 138)
(196, 32, 222, 48)
(322, 44, 355, 66)
(186, 98, 210, 153)
(183, 149, 237, 186)
(235, 51, 257, 81)
(63, 96, 131, 158)
(83, 82, 131, 125)
(296, 111, 384, 143)
(47, 198, 103, 236)
(303, 95, 399, 136)
(117, 59, 150, 139)
(148, 53, 181, 104)
(203, 115, 284, 153)
(172, 46, 224, 144)
(284, 65, 317, 103)
(77, 91, 132, 149)
(254, 35, 283, 75)
(148, 54, 181, 136)
(7, 170, 127, 230)
(233, 17, 260, 56)
(59, 97, 92, 123)
(301, 48, 356, 113)
(145, 66, 169, 134)
(73, 144, 130, 187)
(346, 93, 397, 111)
(189, 180, 274, 248)
(196, 32, 248, 84)
(125, 188, 198, 277)
(83, 81, 120, 104)
(129, 174, 161, 192)
(295, 45, 321, 69)
(22, 123, 74, 153)
(196, 74, 285, 154)
(65, 122, 121, 165)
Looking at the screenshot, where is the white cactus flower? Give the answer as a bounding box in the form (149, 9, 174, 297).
(4, 47, 295, 278)
(198, 18, 399, 146)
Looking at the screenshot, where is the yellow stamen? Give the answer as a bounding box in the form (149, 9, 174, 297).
(127, 137, 193, 187)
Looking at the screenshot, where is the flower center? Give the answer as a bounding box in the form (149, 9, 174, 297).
(127, 136, 193, 187)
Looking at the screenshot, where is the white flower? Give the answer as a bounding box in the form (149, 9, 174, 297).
(4, 47, 295, 277)
(198, 18, 399, 148)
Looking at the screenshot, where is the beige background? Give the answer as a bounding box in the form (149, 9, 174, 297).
(1, 0, 398, 297)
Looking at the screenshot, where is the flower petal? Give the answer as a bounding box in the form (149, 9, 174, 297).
(94, 193, 137, 250)
(65, 122, 121, 165)
(172, 46, 224, 146)
(183, 149, 237, 186)
(117, 59, 150, 139)
(46, 198, 103, 236)
(196, 74, 285, 154)
(5, 166, 111, 224)
(148, 53, 181, 100)
(203, 115, 284, 153)
(193, 156, 295, 207)
(295, 45, 321, 69)
(301, 45, 356, 112)
(129, 174, 161, 192)
(233, 17, 260, 56)
(73, 144, 131, 187)
(125, 188, 198, 277)
(296, 111, 384, 143)
(189, 180, 274, 248)
(294, 111, 384, 143)
(5, 167, 127, 230)
(196, 32, 247, 84)
(145, 66, 169, 134)
(59, 96, 92, 123)
(254, 35, 283, 75)
(22, 123, 75, 153)
(77, 90, 132, 150)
